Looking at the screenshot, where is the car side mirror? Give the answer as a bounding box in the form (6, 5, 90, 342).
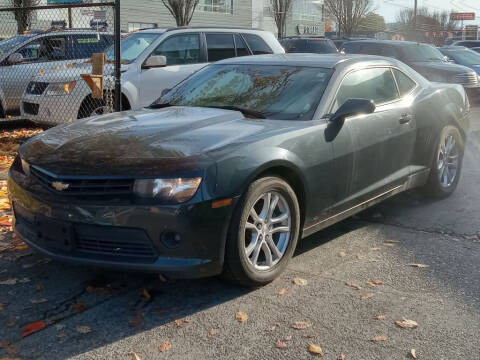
(8, 53, 24, 64)
(142, 55, 167, 69)
(330, 98, 375, 123)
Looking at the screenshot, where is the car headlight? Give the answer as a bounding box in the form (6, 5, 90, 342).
(46, 81, 76, 96)
(133, 178, 202, 203)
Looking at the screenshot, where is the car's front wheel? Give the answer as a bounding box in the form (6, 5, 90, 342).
(421, 125, 464, 198)
(224, 177, 300, 287)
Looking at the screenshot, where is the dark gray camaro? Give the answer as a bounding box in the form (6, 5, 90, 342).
(8, 54, 470, 286)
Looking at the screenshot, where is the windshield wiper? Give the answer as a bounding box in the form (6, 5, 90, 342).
(204, 105, 267, 119)
(149, 102, 173, 109)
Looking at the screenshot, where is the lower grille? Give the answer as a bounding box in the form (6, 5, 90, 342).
(23, 102, 39, 115)
(453, 72, 478, 85)
(30, 166, 134, 196)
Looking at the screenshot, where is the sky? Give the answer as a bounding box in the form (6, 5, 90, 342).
(374, 0, 480, 25)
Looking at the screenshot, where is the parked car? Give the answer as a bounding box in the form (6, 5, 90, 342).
(9, 54, 469, 286)
(328, 36, 370, 50)
(450, 40, 480, 48)
(20, 27, 284, 126)
(280, 37, 337, 54)
(342, 40, 480, 102)
(473, 47, 480, 54)
(0, 30, 113, 119)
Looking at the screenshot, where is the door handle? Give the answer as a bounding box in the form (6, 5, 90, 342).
(399, 113, 411, 124)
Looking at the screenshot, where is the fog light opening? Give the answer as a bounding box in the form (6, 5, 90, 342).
(160, 231, 181, 249)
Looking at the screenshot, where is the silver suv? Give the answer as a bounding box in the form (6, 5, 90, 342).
(20, 27, 284, 126)
(0, 30, 113, 119)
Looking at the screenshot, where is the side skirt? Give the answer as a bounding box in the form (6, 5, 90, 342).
(301, 168, 430, 239)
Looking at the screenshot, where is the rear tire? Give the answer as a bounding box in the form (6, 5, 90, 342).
(420, 125, 464, 198)
(223, 177, 300, 287)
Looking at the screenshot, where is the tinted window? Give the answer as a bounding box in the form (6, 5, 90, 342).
(206, 33, 235, 62)
(34, 37, 66, 61)
(235, 34, 250, 57)
(399, 44, 444, 62)
(153, 34, 200, 65)
(380, 45, 398, 58)
(443, 49, 480, 65)
(69, 35, 114, 59)
(243, 34, 273, 55)
(157, 64, 332, 120)
(17, 40, 40, 61)
(342, 42, 361, 53)
(307, 39, 337, 53)
(392, 69, 416, 96)
(334, 68, 399, 111)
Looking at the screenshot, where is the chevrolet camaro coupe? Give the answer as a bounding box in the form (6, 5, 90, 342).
(8, 54, 470, 286)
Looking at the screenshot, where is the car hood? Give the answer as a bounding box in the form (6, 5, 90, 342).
(19, 106, 298, 176)
(31, 62, 127, 83)
(409, 61, 473, 80)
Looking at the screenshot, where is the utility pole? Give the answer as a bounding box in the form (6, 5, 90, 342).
(413, 0, 417, 41)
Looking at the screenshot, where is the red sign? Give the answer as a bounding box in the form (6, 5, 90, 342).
(450, 12, 475, 21)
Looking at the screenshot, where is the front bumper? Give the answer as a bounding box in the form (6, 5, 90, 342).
(8, 170, 236, 279)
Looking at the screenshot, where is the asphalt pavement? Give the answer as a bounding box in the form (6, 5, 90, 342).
(1, 109, 479, 360)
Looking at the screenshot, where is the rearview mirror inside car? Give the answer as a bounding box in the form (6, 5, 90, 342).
(142, 55, 167, 69)
(330, 98, 375, 123)
(7, 52, 24, 65)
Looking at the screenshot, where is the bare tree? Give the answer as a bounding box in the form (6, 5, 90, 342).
(270, 0, 293, 39)
(324, 0, 373, 36)
(161, 0, 200, 27)
(10, 0, 41, 34)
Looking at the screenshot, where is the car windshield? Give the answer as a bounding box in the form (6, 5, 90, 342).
(153, 64, 332, 120)
(444, 49, 480, 65)
(0, 34, 30, 55)
(106, 32, 161, 63)
(400, 44, 445, 62)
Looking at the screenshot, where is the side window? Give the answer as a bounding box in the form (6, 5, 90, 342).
(243, 34, 273, 55)
(343, 43, 360, 53)
(152, 34, 200, 65)
(206, 33, 235, 62)
(392, 69, 416, 96)
(17, 40, 40, 61)
(69, 35, 112, 59)
(334, 68, 399, 111)
(234, 34, 250, 57)
(37, 37, 66, 61)
(380, 45, 398, 59)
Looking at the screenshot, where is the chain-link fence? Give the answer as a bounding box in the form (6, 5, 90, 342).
(0, 1, 120, 127)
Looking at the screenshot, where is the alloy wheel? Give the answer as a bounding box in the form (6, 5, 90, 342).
(437, 132, 459, 188)
(244, 191, 291, 271)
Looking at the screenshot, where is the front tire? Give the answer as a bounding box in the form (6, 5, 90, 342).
(421, 125, 464, 198)
(223, 177, 300, 287)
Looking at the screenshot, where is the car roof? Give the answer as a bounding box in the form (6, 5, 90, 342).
(215, 53, 395, 68)
(343, 40, 429, 47)
(440, 46, 469, 51)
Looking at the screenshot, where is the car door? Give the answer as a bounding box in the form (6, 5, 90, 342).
(2, 35, 67, 112)
(329, 67, 417, 210)
(137, 33, 206, 108)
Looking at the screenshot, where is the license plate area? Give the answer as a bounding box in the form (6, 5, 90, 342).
(36, 216, 75, 252)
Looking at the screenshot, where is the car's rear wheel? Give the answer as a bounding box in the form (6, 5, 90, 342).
(223, 177, 300, 287)
(421, 125, 464, 198)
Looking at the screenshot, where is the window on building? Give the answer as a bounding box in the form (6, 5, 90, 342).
(292, 0, 323, 23)
(198, 0, 233, 14)
(128, 23, 157, 32)
(206, 33, 235, 61)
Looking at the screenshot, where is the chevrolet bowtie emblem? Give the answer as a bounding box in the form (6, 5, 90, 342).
(52, 181, 70, 191)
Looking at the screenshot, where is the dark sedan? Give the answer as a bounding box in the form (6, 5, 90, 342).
(8, 54, 470, 286)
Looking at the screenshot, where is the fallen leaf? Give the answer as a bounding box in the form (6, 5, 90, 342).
(158, 274, 168, 282)
(71, 302, 86, 314)
(410, 349, 417, 359)
(174, 319, 189, 328)
(22, 320, 46, 337)
(275, 340, 287, 349)
(235, 311, 248, 323)
(0, 304, 3, 311)
(360, 293, 374, 300)
(140, 288, 151, 301)
(5, 344, 18, 356)
(284, 335, 292, 341)
(30, 298, 48, 304)
(14, 244, 28, 251)
(129, 313, 143, 328)
(159, 341, 171, 352)
(338, 354, 346, 360)
(76, 325, 91, 334)
(395, 319, 418, 329)
(207, 329, 216, 337)
(308, 343, 324, 356)
(366, 280, 384, 287)
(292, 321, 312, 330)
(375, 315, 387, 320)
(130, 352, 142, 360)
(408, 264, 430, 268)
(278, 288, 288, 296)
(371, 335, 388, 342)
(338, 251, 346, 257)
(345, 282, 361, 290)
(292, 277, 308, 286)
(6, 320, 16, 327)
